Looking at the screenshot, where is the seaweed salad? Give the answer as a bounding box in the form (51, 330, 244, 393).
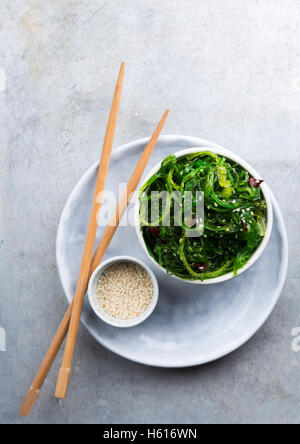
(139, 151, 267, 281)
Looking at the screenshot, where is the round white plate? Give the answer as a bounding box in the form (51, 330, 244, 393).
(56, 136, 288, 367)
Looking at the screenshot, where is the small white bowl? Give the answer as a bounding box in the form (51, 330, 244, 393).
(135, 146, 273, 285)
(88, 256, 159, 328)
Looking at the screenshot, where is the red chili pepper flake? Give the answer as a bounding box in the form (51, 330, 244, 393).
(242, 221, 247, 231)
(195, 263, 209, 272)
(150, 227, 160, 236)
(249, 177, 264, 188)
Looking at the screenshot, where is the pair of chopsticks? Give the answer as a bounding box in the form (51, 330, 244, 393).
(19, 62, 169, 416)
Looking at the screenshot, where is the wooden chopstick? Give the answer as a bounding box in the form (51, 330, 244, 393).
(19, 109, 169, 415)
(90, 109, 169, 273)
(19, 62, 125, 417)
(55, 109, 170, 399)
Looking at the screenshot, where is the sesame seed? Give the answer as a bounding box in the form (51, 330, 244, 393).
(96, 262, 153, 320)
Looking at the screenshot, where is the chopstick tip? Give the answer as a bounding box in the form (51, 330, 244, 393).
(19, 387, 40, 418)
(162, 109, 170, 121)
(117, 62, 125, 84)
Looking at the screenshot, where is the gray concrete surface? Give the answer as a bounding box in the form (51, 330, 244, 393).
(1, 0, 300, 424)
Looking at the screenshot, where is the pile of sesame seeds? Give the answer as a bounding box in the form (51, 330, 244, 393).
(96, 262, 153, 320)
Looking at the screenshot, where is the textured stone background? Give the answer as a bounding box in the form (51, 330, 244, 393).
(1, 0, 300, 424)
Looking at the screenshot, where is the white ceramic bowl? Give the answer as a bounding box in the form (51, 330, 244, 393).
(135, 147, 273, 285)
(88, 256, 159, 328)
